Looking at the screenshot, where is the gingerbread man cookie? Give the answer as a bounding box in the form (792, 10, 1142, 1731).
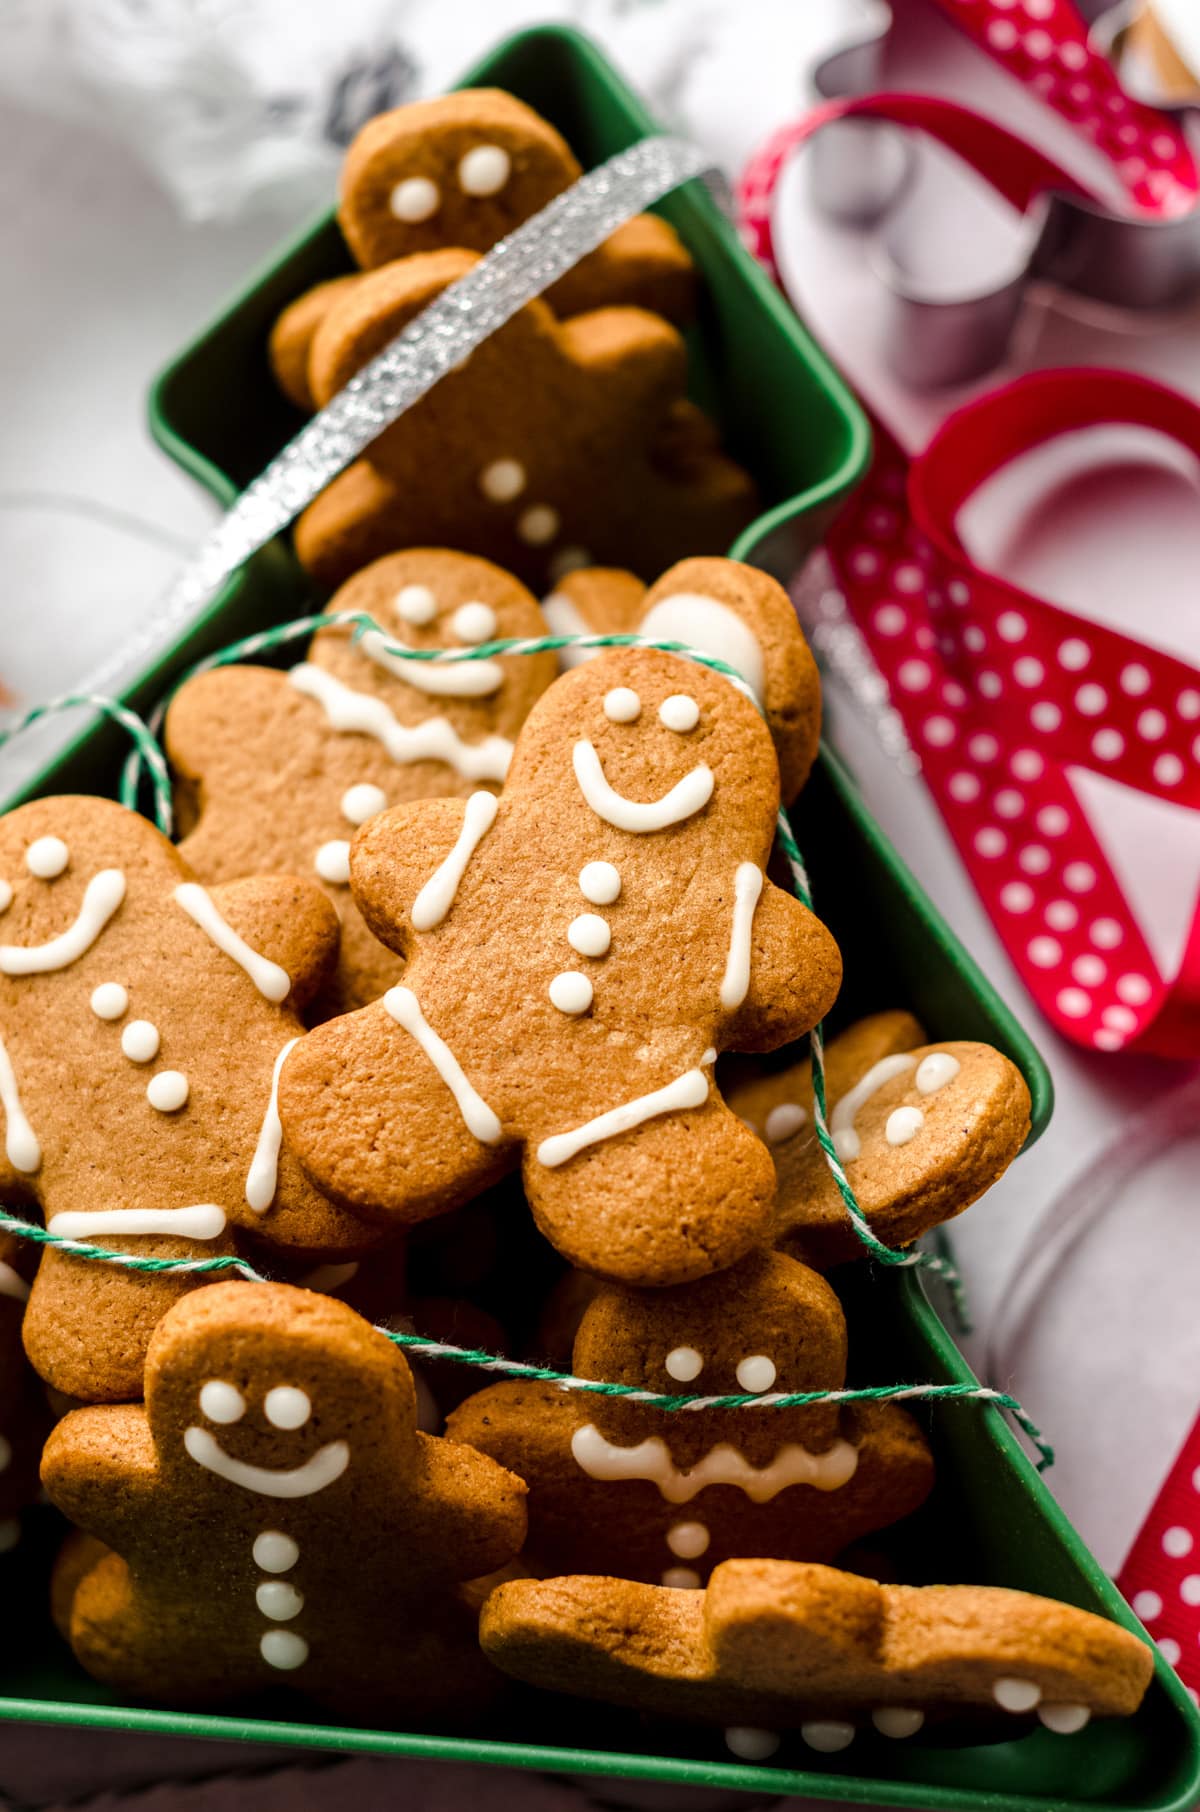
(449, 1250, 932, 1585)
(270, 89, 695, 411)
(0, 795, 374, 1403)
(278, 648, 842, 1285)
(480, 1559, 1153, 1750)
(726, 1011, 1032, 1269)
(43, 1282, 527, 1717)
(542, 557, 822, 799)
(291, 250, 757, 590)
(167, 549, 558, 1015)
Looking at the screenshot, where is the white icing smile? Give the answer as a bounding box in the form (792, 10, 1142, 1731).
(183, 1426, 349, 1498)
(0, 869, 126, 975)
(570, 1425, 859, 1503)
(573, 741, 713, 833)
(359, 630, 503, 697)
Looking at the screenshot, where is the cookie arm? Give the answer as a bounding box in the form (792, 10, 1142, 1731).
(725, 883, 843, 1053)
(205, 877, 340, 1011)
(349, 797, 474, 960)
(401, 1432, 528, 1584)
(40, 1405, 160, 1550)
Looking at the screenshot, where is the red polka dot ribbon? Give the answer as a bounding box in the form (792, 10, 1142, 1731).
(1117, 1415, 1200, 1697)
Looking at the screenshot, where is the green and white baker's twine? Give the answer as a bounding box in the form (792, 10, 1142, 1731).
(0, 622, 1040, 1456)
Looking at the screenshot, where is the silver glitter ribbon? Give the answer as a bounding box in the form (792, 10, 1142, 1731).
(77, 134, 721, 704)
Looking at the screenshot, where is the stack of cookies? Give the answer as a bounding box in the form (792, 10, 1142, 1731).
(0, 86, 1154, 1769)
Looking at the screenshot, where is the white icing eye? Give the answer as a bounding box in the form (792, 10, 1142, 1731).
(518, 504, 559, 546)
(666, 1521, 710, 1558)
(549, 971, 593, 1015)
(478, 459, 525, 503)
(121, 1020, 160, 1064)
(315, 840, 351, 885)
(567, 914, 611, 958)
(256, 1580, 304, 1621)
(458, 144, 512, 195)
(147, 1070, 189, 1113)
(394, 583, 437, 625)
(736, 1354, 777, 1393)
(341, 784, 387, 826)
(764, 1102, 807, 1144)
(389, 177, 440, 222)
(26, 837, 69, 879)
(603, 688, 641, 724)
(200, 1380, 245, 1424)
(0, 880, 11, 913)
(254, 1530, 299, 1573)
(579, 862, 620, 905)
(90, 982, 128, 1021)
(264, 1386, 312, 1430)
(260, 1629, 309, 1670)
(886, 1106, 924, 1146)
(916, 1051, 961, 1095)
(665, 1346, 702, 1382)
(659, 695, 700, 733)
(452, 602, 498, 644)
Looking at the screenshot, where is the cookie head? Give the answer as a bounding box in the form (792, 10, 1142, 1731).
(339, 90, 583, 271)
(146, 1283, 419, 1494)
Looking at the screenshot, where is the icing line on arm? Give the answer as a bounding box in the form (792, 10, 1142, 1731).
(173, 884, 291, 1003)
(411, 792, 499, 931)
(537, 1062, 710, 1169)
(719, 863, 763, 1009)
(383, 986, 502, 1144)
(245, 1038, 300, 1213)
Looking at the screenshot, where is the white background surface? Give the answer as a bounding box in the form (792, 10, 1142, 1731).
(2, 0, 1199, 1589)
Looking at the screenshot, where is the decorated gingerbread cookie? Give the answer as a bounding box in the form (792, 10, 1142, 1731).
(542, 557, 822, 799)
(167, 549, 558, 1015)
(291, 249, 757, 589)
(269, 90, 695, 411)
(480, 1558, 1153, 1749)
(0, 795, 377, 1403)
(278, 647, 842, 1285)
(448, 1250, 932, 1585)
(43, 1282, 527, 1716)
(726, 1011, 1032, 1268)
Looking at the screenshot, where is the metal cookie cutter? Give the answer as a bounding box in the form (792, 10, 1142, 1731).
(800, 0, 1200, 385)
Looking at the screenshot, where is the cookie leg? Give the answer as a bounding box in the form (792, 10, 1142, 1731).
(523, 1099, 775, 1286)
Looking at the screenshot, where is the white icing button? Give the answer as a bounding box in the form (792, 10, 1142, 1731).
(667, 1521, 710, 1559)
(25, 837, 69, 879)
(147, 1071, 189, 1113)
(659, 694, 700, 733)
(121, 1020, 160, 1064)
(395, 583, 437, 625)
(915, 1052, 961, 1095)
(458, 144, 511, 195)
(885, 1105, 925, 1146)
(260, 1629, 309, 1671)
(579, 862, 620, 905)
(872, 1707, 925, 1739)
(200, 1381, 245, 1425)
(389, 177, 440, 222)
(256, 1580, 304, 1621)
(341, 784, 387, 826)
(518, 504, 559, 546)
(254, 1531, 299, 1573)
(724, 1727, 780, 1762)
(567, 914, 611, 958)
(764, 1102, 807, 1144)
(315, 840, 352, 885)
(801, 1721, 856, 1753)
(1038, 1703, 1091, 1734)
(478, 459, 525, 503)
(0, 880, 11, 913)
(452, 601, 498, 644)
(661, 1566, 702, 1589)
(736, 1355, 777, 1394)
(549, 971, 593, 1015)
(603, 688, 641, 724)
(90, 982, 128, 1021)
(0, 1517, 19, 1553)
(994, 1677, 1042, 1712)
(264, 1386, 311, 1430)
(665, 1346, 702, 1382)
